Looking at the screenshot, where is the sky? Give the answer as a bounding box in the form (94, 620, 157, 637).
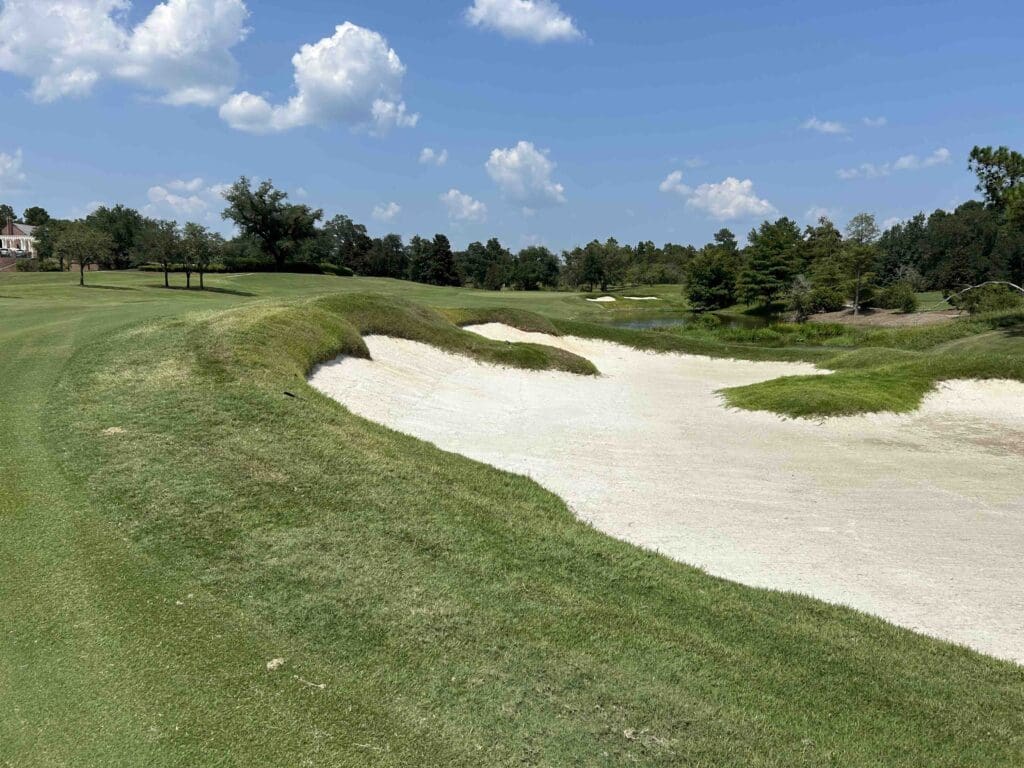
(0, 0, 1022, 251)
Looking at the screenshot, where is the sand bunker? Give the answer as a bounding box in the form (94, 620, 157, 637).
(586, 296, 617, 303)
(309, 325, 1024, 663)
(623, 296, 660, 301)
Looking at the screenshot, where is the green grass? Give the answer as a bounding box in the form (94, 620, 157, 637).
(720, 309, 1024, 417)
(2, 271, 1023, 766)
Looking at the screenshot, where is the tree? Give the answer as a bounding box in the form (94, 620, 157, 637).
(802, 217, 842, 269)
(512, 246, 560, 290)
(453, 238, 514, 288)
(685, 247, 737, 310)
(0, 203, 14, 225)
(579, 241, 608, 291)
(366, 234, 407, 278)
(878, 214, 927, 285)
(408, 234, 460, 286)
(844, 213, 881, 314)
(85, 205, 146, 269)
(22, 206, 50, 226)
(920, 203, 1001, 288)
(968, 146, 1024, 210)
(34, 219, 71, 269)
(135, 220, 181, 288)
(221, 177, 322, 270)
(320, 214, 373, 272)
(55, 224, 113, 286)
(456, 241, 490, 287)
(738, 217, 802, 306)
(182, 222, 218, 289)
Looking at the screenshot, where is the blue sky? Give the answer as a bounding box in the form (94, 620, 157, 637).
(0, 0, 1022, 250)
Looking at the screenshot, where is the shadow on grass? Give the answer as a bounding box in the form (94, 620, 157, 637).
(79, 284, 139, 292)
(144, 284, 255, 297)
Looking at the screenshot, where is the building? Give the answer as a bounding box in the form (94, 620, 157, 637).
(0, 221, 38, 257)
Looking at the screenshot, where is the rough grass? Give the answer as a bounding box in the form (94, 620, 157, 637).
(720, 309, 1024, 417)
(3, 272, 1024, 765)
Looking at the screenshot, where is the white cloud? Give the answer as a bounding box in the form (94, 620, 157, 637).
(658, 170, 691, 196)
(485, 140, 566, 207)
(660, 170, 775, 221)
(167, 177, 206, 194)
(465, 0, 582, 43)
(838, 147, 951, 180)
(686, 177, 776, 221)
(145, 178, 227, 220)
(441, 189, 487, 222)
(372, 201, 401, 221)
(294, 186, 308, 199)
(0, 0, 248, 106)
(862, 116, 888, 128)
(419, 147, 449, 166)
(220, 22, 416, 134)
(0, 149, 27, 192)
(805, 206, 839, 222)
(802, 117, 847, 135)
(882, 216, 904, 230)
(894, 147, 951, 171)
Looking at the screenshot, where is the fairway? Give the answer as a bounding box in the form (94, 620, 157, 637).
(2, 271, 1024, 767)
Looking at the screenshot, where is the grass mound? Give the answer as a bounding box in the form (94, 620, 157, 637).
(30, 290, 1023, 765)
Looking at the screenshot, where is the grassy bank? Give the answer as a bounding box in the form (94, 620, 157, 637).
(2, 272, 1023, 765)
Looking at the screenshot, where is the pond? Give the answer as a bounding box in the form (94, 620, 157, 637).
(611, 313, 775, 331)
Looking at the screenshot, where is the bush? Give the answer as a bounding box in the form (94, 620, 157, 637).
(319, 263, 355, 277)
(950, 284, 1024, 315)
(789, 276, 846, 320)
(15, 258, 40, 272)
(877, 282, 918, 313)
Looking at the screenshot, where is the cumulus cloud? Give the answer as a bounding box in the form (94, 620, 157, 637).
(685, 178, 776, 221)
(145, 178, 227, 220)
(486, 141, 566, 208)
(862, 116, 888, 128)
(220, 22, 416, 134)
(0, 0, 249, 105)
(658, 170, 691, 196)
(441, 189, 487, 222)
(372, 201, 401, 221)
(465, 0, 582, 42)
(802, 117, 847, 135)
(0, 149, 27, 192)
(659, 170, 775, 221)
(419, 147, 449, 166)
(838, 147, 951, 180)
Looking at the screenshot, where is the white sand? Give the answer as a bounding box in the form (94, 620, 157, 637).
(586, 296, 617, 302)
(309, 325, 1024, 663)
(623, 296, 660, 301)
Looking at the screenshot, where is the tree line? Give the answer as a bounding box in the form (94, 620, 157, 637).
(5, 147, 1023, 309)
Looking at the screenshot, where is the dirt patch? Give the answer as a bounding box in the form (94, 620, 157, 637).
(810, 308, 962, 327)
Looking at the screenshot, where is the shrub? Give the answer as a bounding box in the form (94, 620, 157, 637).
(877, 282, 918, 313)
(15, 258, 40, 272)
(950, 284, 1024, 315)
(318, 263, 354, 277)
(789, 276, 846, 320)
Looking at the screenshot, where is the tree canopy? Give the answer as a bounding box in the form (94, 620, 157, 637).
(221, 178, 322, 270)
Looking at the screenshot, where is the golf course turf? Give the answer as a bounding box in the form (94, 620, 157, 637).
(2, 271, 1023, 766)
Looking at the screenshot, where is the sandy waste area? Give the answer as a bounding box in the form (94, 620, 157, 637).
(310, 324, 1024, 663)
